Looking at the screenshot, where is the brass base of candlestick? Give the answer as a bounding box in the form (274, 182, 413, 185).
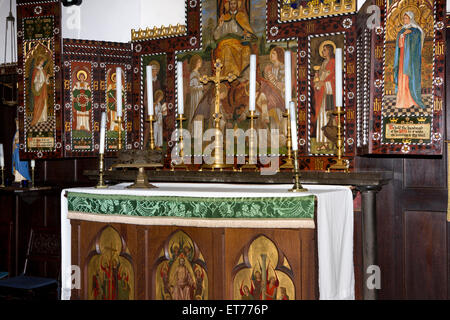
(327, 159, 349, 173)
(111, 163, 163, 189)
(289, 152, 308, 193)
(96, 154, 108, 189)
(127, 167, 157, 189)
(240, 163, 258, 171)
(280, 158, 294, 170)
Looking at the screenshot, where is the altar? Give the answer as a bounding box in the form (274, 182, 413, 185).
(61, 183, 354, 300)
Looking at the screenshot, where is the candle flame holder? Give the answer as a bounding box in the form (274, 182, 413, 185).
(147, 115, 156, 150)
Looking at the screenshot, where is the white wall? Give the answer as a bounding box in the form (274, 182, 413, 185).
(0, 0, 448, 63)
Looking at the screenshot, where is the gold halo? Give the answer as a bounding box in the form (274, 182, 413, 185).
(149, 60, 160, 71)
(400, 6, 421, 26)
(319, 40, 336, 58)
(111, 72, 116, 82)
(76, 70, 88, 81)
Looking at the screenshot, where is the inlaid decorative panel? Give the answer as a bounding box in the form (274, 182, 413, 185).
(362, 0, 445, 155)
(17, 0, 63, 159)
(62, 39, 136, 157)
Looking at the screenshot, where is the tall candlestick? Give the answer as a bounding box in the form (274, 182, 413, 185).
(289, 101, 298, 151)
(249, 54, 256, 112)
(31, 159, 35, 168)
(116, 67, 123, 117)
(99, 112, 106, 154)
(335, 48, 343, 107)
(0, 143, 4, 167)
(284, 50, 292, 109)
(146, 65, 154, 116)
(177, 61, 184, 115)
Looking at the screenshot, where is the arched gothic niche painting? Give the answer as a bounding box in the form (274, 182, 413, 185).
(86, 226, 135, 300)
(232, 235, 295, 300)
(154, 230, 208, 300)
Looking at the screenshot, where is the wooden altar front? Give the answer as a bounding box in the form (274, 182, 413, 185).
(61, 183, 355, 300)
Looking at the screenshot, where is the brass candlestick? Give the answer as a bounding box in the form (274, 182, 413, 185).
(96, 154, 108, 189)
(327, 105, 349, 172)
(0, 166, 4, 188)
(171, 114, 189, 171)
(115, 116, 123, 150)
(289, 150, 308, 193)
(240, 110, 258, 171)
(147, 115, 156, 150)
(280, 109, 294, 169)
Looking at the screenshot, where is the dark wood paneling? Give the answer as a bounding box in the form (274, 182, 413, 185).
(403, 158, 447, 189)
(404, 211, 447, 299)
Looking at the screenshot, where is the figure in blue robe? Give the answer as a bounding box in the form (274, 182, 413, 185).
(393, 11, 425, 109)
(12, 120, 31, 182)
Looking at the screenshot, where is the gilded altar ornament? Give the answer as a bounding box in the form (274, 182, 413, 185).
(199, 59, 237, 171)
(280, 0, 356, 21)
(131, 24, 187, 41)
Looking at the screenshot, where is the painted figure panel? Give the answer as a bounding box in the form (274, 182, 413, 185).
(155, 230, 208, 300)
(233, 235, 295, 300)
(382, 0, 434, 144)
(87, 226, 134, 300)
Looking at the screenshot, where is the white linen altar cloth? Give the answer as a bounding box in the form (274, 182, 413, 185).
(61, 183, 354, 300)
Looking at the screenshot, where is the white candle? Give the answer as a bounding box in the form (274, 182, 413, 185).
(177, 61, 184, 115)
(249, 54, 257, 112)
(284, 50, 292, 109)
(99, 112, 107, 154)
(146, 65, 154, 116)
(289, 101, 298, 151)
(335, 48, 343, 107)
(31, 160, 35, 168)
(0, 144, 4, 167)
(116, 67, 123, 118)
